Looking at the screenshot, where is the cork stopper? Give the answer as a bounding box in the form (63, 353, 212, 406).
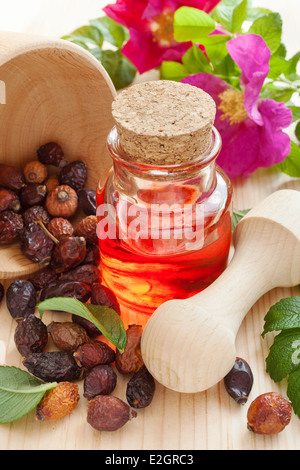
(112, 80, 216, 166)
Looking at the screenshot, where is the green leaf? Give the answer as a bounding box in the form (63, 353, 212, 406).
(63, 25, 104, 48)
(160, 61, 189, 81)
(266, 329, 300, 382)
(0, 366, 57, 423)
(212, 0, 248, 33)
(261, 83, 295, 102)
(248, 13, 282, 54)
(173, 7, 216, 42)
(89, 16, 128, 48)
(288, 106, 300, 123)
(295, 122, 300, 142)
(91, 49, 136, 90)
(284, 51, 300, 79)
(38, 297, 127, 353)
(287, 368, 300, 418)
(182, 44, 212, 73)
(262, 297, 300, 338)
(268, 55, 290, 80)
(246, 7, 272, 21)
(232, 209, 250, 233)
(275, 141, 300, 177)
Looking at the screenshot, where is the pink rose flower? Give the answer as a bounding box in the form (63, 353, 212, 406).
(103, 0, 221, 73)
(182, 34, 293, 178)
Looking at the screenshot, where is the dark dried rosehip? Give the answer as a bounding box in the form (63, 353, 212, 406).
(40, 279, 91, 303)
(22, 205, 51, 226)
(23, 351, 83, 382)
(61, 264, 99, 286)
(84, 243, 100, 266)
(224, 357, 254, 405)
(126, 366, 156, 409)
(28, 268, 58, 292)
(247, 392, 292, 435)
(0, 164, 25, 191)
(45, 185, 78, 219)
(24, 161, 48, 184)
(75, 215, 98, 245)
(6, 280, 37, 319)
(20, 223, 55, 265)
(50, 236, 87, 274)
(37, 142, 68, 168)
(0, 283, 4, 304)
(0, 188, 21, 213)
(72, 314, 101, 339)
(0, 211, 24, 245)
(87, 395, 137, 432)
(83, 365, 117, 400)
(14, 315, 48, 356)
(115, 325, 144, 375)
(47, 218, 74, 241)
(74, 340, 116, 369)
(59, 160, 87, 191)
(77, 189, 96, 216)
(91, 283, 120, 315)
(48, 321, 89, 353)
(19, 184, 47, 208)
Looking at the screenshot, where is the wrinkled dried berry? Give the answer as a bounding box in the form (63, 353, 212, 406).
(19, 184, 47, 208)
(22, 205, 51, 226)
(247, 392, 292, 435)
(61, 264, 99, 286)
(45, 175, 59, 193)
(14, 315, 48, 356)
(87, 395, 137, 432)
(47, 218, 74, 241)
(91, 283, 120, 315)
(84, 365, 117, 400)
(84, 243, 100, 266)
(115, 325, 144, 375)
(28, 268, 58, 292)
(48, 321, 89, 353)
(74, 340, 116, 369)
(78, 189, 96, 216)
(0, 283, 4, 304)
(72, 314, 101, 339)
(37, 142, 67, 168)
(0, 210, 24, 245)
(75, 215, 98, 245)
(23, 351, 83, 382)
(20, 223, 55, 265)
(0, 164, 25, 191)
(46, 185, 78, 219)
(36, 382, 80, 422)
(24, 161, 48, 184)
(6, 280, 37, 319)
(40, 279, 91, 303)
(126, 366, 156, 409)
(59, 160, 87, 191)
(0, 188, 21, 213)
(224, 357, 254, 405)
(50, 236, 86, 273)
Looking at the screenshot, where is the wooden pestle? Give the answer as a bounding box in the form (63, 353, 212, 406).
(141, 189, 300, 393)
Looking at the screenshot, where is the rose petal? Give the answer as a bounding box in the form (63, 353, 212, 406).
(103, 0, 149, 31)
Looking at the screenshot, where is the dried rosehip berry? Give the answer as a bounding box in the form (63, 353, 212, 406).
(91, 283, 120, 315)
(19, 184, 47, 208)
(40, 279, 91, 303)
(23, 351, 83, 382)
(74, 340, 116, 369)
(115, 325, 144, 375)
(247, 392, 292, 435)
(46, 185, 78, 219)
(28, 268, 58, 292)
(48, 321, 89, 353)
(75, 215, 98, 245)
(23, 161, 48, 184)
(61, 264, 99, 286)
(45, 175, 60, 193)
(0, 211, 24, 245)
(224, 357, 253, 405)
(37, 142, 67, 168)
(84, 243, 100, 266)
(20, 223, 55, 265)
(72, 314, 101, 339)
(87, 395, 137, 432)
(22, 205, 51, 226)
(14, 315, 48, 356)
(47, 217, 74, 241)
(126, 366, 156, 409)
(0, 188, 21, 213)
(36, 382, 80, 422)
(59, 160, 87, 191)
(84, 365, 117, 400)
(0, 164, 25, 191)
(50, 236, 87, 273)
(78, 189, 96, 216)
(0, 282, 4, 304)
(6, 280, 37, 319)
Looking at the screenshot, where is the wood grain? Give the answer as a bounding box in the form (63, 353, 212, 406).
(0, 0, 300, 451)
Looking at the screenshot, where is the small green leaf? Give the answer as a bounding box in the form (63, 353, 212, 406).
(38, 297, 127, 353)
(262, 297, 300, 338)
(261, 83, 295, 102)
(63, 25, 104, 48)
(246, 7, 272, 21)
(288, 106, 300, 123)
(248, 13, 282, 54)
(182, 44, 212, 74)
(232, 209, 250, 233)
(160, 61, 189, 81)
(91, 49, 136, 90)
(212, 0, 248, 33)
(295, 122, 300, 142)
(287, 368, 300, 418)
(89, 16, 128, 48)
(0, 366, 57, 423)
(173, 7, 216, 42)
(266, 329, 300, 382)
(268, 55, 290, 80)
(275, 141, 300, 177)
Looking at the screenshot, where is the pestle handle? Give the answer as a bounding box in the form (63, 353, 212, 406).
(141, 190, 300, 393)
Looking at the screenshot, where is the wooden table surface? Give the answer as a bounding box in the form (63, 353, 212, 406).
(1, 0, 300, 451)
